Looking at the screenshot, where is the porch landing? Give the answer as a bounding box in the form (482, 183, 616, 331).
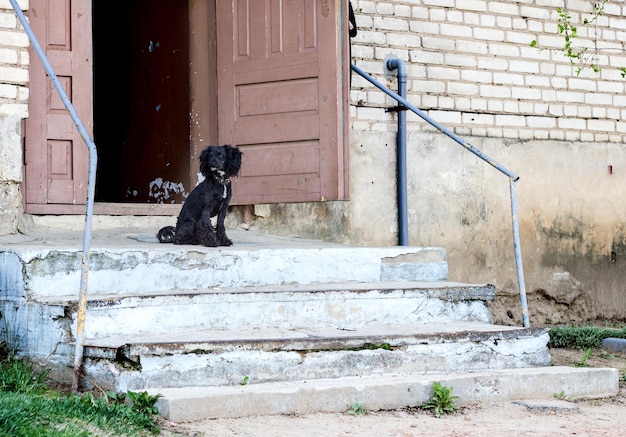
(0, 228, 619, 421)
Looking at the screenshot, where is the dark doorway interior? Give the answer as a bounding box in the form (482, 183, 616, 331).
(93, 0, 190, 203)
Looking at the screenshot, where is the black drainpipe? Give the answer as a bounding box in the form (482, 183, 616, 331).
(385, 58, 408, 246)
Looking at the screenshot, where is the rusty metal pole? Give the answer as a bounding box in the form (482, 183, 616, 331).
(10, 0, 98, 391)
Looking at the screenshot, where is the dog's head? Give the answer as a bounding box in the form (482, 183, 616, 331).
(199, 145, 242, 179)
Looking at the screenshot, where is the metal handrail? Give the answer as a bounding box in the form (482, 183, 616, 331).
(351, 61, 530, 327)
(10, 0, 98, 390)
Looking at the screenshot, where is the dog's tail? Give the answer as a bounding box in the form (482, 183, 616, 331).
(157, 226, 176, 243)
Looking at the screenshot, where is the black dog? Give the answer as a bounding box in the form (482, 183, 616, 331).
(157, 145, 242, 246)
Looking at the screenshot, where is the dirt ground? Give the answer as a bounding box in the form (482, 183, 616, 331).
(159, 348, 626, 437)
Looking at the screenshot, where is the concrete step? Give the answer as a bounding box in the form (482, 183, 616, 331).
(1, 228, 563, 420)
(1, 230, 448, 299)
(152, 366, 620, 422)
(38, 281, 496, 339)
(81, 322, 550, 392)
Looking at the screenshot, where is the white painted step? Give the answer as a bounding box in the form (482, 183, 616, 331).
(1, 231, 448, 299)
(152, 366, 620, 422)
(45, 281, 495, 338)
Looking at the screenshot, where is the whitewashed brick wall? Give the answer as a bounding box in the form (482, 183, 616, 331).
(0, 1, 28, 117)
(350, 0, 626, 142)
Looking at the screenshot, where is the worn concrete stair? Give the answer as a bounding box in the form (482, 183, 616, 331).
(0, 229, 619, 421)
(58, 281, 495, 339)
(1, 232, 448, 300)
(82, 320, 550, 391)
(154, 367, 620, 422)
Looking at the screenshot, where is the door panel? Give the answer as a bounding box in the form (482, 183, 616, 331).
(24, 0, 91, 209)
(217, 0, 349, 205)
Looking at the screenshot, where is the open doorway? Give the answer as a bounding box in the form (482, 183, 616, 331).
(24, 0, 348, 214)
(93, 0, 190, 204)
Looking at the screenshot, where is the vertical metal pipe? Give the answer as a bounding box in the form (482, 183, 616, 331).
(10, 0, 99, 390)
(385, 58, 409, 246)
(510, 179, 529, 327)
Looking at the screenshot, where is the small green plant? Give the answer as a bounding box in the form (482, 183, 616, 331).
(346, 402, 368, 415)
(575, 348, 593, 367)
(422, 382, 459, 418)
(598, 350, 616, 360)
(361, 343, 391, 351)
(553, 389, 567, 400)
(240, 375, 250, 386)
(107, 390, 127, 404)
(127, 390, 161, 415)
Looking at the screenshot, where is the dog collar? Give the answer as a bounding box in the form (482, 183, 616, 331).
(213, 174, 231, 198)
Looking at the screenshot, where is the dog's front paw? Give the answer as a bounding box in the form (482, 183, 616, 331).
(157, 226, 176, 243)
(199, 231, 218, 247)
(216, 228, 232, 246)
(218, 236, 233, 246)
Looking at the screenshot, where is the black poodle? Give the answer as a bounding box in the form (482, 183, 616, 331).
(157, 145, 242, 246)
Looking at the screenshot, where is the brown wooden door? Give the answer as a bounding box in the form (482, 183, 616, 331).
(216, 0, 349, 204)
(24, 0, 92, 213)
(24, 0, 349, 213)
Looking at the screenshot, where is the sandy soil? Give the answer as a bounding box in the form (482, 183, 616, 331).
(160, 348, 626, 437)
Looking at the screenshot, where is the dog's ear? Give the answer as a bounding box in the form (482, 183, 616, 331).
(224, 145, 242, 177)
(199, 146, 212, 177)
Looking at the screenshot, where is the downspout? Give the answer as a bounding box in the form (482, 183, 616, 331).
(385, 58, 408, 246)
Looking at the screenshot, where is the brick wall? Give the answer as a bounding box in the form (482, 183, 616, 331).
(350, 0, 626, 142)
(0, 0, 28, 117)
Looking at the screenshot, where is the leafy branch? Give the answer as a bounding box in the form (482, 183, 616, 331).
(531, 0, 626, 78)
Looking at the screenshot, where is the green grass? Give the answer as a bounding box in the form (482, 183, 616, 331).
(548, 325, 626, 349)
(0, 391, 159, 436)
(0, 347, 160, 436)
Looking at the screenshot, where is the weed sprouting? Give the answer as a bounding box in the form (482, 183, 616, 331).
(422, 382, 459, 418)
(575, 348, 593, 367)
(598, 350, 616, 360)
(107, 390, 127, 404)
(346, 402, 368, 415)
(127, 390, 162, 416)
